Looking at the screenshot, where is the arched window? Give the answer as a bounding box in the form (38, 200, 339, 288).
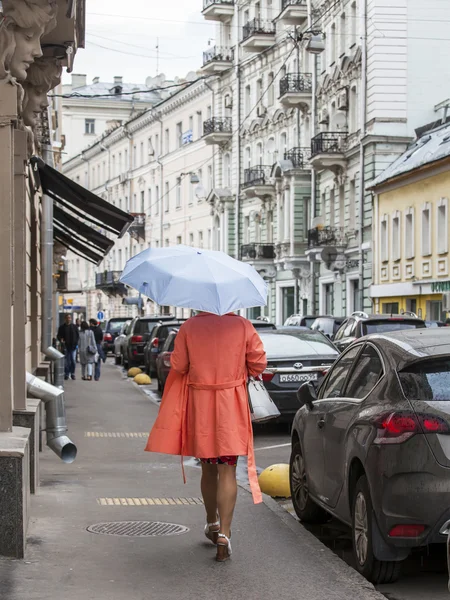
(280, 132, 287, 157)
(256, 142, 263, 165)
(223, 153, 231, 187)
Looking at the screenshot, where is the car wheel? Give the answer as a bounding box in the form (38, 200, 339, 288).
(289, 441, 329, 524)
(352, 475, 402, 584)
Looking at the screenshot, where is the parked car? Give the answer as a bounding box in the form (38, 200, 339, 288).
(332, 311, 426, 352)
(284, 314, 322, 328)
(113, 320, 131, 365)
(102, 317, 131, 354)
(425, 320, 446, 328)
(258, 328, 339, 420)
(310, 316, 345, 339)
(122, 315, 175, 368)
(290, 328, 450, 585)
(156, 329, 179, 392)
(249, 319, 276, 330)
(144, 320, 187, 376)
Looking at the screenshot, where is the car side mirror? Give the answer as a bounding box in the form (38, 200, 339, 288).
(297, 382, 318, 411)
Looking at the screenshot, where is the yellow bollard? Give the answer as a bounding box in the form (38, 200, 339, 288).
(127, 367, 142, 378)
(134, 373, 151, 385)
(258, 464, 291, 498)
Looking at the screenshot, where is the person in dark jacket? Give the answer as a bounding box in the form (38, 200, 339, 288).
(89, 318, 105, 381)
(57, 314, 80, 380)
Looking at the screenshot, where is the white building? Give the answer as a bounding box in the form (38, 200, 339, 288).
(62, 79, 214, 319)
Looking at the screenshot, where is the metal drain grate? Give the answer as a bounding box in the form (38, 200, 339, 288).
(87, 520, 189, 537)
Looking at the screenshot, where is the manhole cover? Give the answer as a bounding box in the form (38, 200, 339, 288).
(87, 520, 189, 537)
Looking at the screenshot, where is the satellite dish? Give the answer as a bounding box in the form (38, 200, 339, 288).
(332, 112, 347, 130)
(266, 139, 276, 154)
(321, 247, 338, 264)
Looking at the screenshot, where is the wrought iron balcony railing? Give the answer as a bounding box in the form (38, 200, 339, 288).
(241, 243, 276, 261)
(203, 0, 234, 8)
(308, 226, 348, 248)
(203, 117, 232, 136)
(243, 165, 272, 188)
(242, 18, 276, 42)
(281, 0, 307, 9)
(95, 270, 124, 288)
(130, 212, 145, 227)
(311, 132, 347, 157)
(280, 73, 312, 97)
(284, 147, 311, 169)
(203, 45, 234, 66)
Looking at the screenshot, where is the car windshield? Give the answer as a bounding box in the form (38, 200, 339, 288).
(108, 320, 128, 333)
(399, 358, 450, 401)
(260, 332, 337, 358)
(312, 318, 341, 335)
(135, 320, 161, 334)
(362, 320, 424, 335)
(167, 335, 177, 352)
(303, 318, 316, 328)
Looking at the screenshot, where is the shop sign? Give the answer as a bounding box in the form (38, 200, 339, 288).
(431, 281, 450, 293)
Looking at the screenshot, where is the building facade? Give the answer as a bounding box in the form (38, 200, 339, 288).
(62, 79, 215, 319)
(370, 121, 450, 321)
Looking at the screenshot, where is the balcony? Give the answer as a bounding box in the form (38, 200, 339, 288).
(277, 0, 308, 26)
(200, 46, 234, 75)
(202, 0, 234, 22)
(241, 243, 276, 277)
(308, 226, 348, 270)
(241, 19, 276, 53)
(310, 132, 348, 172)
(279, 73, 312, 111)
(242, 165, 274, 198)
(275, 241, 308, 271)
(95, 271, 127, 296)
(129, 212, 146, 240)
(203, 117, 232, 145)
(284, 147, 311, 170)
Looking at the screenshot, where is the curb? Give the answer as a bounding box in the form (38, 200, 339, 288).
(237, 480, 386, 600)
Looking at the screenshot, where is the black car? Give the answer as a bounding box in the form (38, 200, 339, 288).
(249, 319, 276, 330)
(332, 312, 426, 352)
(122, 315, 175, 368)
(290, 328, 450, 585)
(156, 329, 179, 392)
(258, 328, 339, 421)
(310, 316, 345, 339)
(144, 320, 187, 376)
(102, 317, 131, 354)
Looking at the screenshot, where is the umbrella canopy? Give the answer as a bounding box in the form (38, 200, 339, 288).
(119, 245, 268, 316)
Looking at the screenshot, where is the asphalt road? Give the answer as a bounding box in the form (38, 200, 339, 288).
(138, 371, 450, 600)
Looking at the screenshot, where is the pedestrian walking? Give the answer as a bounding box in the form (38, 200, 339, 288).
(57, 314, 79, 381)
(89, 318, 105, 381)
(78, 321, 97, 381)
(146, 312, 267, 562)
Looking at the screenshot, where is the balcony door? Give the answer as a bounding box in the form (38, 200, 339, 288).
(282, 286, 295, 323)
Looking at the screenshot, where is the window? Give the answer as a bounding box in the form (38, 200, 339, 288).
(208, 229, 212, 249)
(164, 128, 170, 154)
(280, 132, 287, 156)
(392, 211, 401, 261)
(118, 249, 122, 266)
(330, 23, 336, 64)
(155, 185, 159, 215)
(133, 193, 137, 212)
(437, 199, 448, 254)
(85, 119, 95, 134)
(207, 105, 212, 120)
(198, 231, 204, 248)
(189, 179, 194, 205)
(351, 1, 357, 46)
(223, 153, 231, 187)
(256, 78, 263, 106)
(189, 232, 194, 246)
(350, 86, 358, 132)
(148, 137, 153, 158)
(207, 165, 212, 191)
(197, 111, 203, 139)
(382, 302, 399, 314)
(245, 85, 251, 116)
(164, 182, 170, 212)
(244, 215, 250, 243)
(421, 203, 431, 256)
(320, 346, 362, 399)
(405, 208, 414, 259)
(124, 148, 128, 169)
(380, 216, 388, 262)
(133, 145, 137, 169)
(140, 142, 144, 166)
(176, 122, 183, 148)
(176, 177, 181, 208)
(340, 13, 346, 55)
(154, 134, 159, 158)
(345, 345, 383, 399)
(148, 188, 152, 216)
(268, 72, 274, 106)
(189, 115, 194, 136)
(176, 235, 182, 245)
(140, 190, 145, 213)
(165, 238, 170, 247)
(339, 184, 345, 227)
(118, 153, 122, 173)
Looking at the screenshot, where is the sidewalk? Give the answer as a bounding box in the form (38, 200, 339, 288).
(0, 362, 385, 600)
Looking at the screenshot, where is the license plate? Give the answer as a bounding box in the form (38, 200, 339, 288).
(279, 373, 318, 383)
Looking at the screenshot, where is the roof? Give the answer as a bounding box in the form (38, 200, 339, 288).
(370, 122, 450, 189)
(65, 81, 164, 103)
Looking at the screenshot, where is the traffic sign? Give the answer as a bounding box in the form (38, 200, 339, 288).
(97, 311, 105, 321)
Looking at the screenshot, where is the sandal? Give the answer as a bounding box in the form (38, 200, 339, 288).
(216, 533, 232, 562)
(204, 519, 220, 545)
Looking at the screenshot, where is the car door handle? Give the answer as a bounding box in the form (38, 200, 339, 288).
(317, 419, 325, 429)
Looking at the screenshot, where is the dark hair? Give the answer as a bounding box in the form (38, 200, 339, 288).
(80, 321, 89, 331)
(89, 318, 97, 326)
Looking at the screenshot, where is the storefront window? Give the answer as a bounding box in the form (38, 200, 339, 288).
(282, 287, 295, 323)
(382, 302, 399, 314)
(324, 284, 334, 315)
(429, 301, 443, 321)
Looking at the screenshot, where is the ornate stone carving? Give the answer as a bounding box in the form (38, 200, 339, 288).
(0, 0, 57, 82)
(22, 56, 61, 127)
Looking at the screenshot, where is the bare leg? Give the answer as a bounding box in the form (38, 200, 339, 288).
(217, 464, 237, 539)
(201, 462, 219, 524)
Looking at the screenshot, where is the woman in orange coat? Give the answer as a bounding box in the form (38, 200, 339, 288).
(146, 312, 267, 561)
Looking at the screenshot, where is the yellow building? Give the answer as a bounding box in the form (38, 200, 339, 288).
(370, 123, 450, 322)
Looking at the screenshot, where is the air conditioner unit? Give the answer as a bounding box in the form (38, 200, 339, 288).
(119, 172, 129, 184)
(224, 96, 233, 109)
(318, 108, 329, 125)
(443, 292, 450, 311)
(257, 105, 267, 118)
(337, 90, 348, 111)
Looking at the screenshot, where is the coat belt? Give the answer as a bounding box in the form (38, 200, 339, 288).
(188, 379, 245, 391)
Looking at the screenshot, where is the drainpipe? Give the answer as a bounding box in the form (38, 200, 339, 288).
(358, 0, 368, 311)
(40, 139, 77, 462)
(234, 1, 241, 260)
(203, 80, 216, 190)
(308, 0, 318, 313)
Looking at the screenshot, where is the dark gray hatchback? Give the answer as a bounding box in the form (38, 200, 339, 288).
(290, 328, 450, 584)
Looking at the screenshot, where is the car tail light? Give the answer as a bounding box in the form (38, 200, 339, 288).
(151, 338, 159, 348)
(389, 524, 425, 538)
(104, 333, 113, 342)
(163, 352, 172, 368)
(131, 335, 143, 344)
(374, 412, 450, 444)
(262, 370, 274, 382)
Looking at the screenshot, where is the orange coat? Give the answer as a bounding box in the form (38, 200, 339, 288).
(145, 313, 267, 503)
